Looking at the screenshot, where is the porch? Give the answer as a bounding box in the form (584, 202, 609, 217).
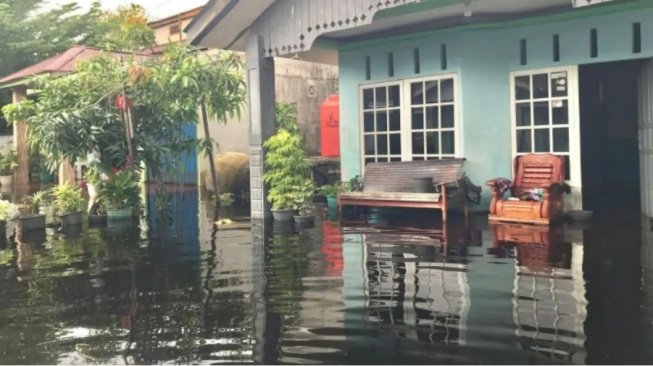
(185, 0, 653, 219)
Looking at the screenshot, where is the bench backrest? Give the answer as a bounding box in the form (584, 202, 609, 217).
(362, 159, 466, 193)
(512, 154, 565, 196)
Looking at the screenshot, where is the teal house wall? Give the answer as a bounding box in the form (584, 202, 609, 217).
(337, 1, 653, 211)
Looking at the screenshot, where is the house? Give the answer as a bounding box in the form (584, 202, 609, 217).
(185, 0, 653, 220)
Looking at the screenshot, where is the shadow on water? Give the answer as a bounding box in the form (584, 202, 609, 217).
(1, 191, 653, 364)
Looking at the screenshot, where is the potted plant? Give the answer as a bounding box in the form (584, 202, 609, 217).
(0, 150, 18, 187)
(263, 104, 311, 222)
(98, 170, 140, 221)
(319, 183, 340, 209)
(293, 179, 316, 225)
(18, 191, 48, 231)
(53, 183, 86, 226)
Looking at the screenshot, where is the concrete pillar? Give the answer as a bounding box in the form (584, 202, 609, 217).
(246, 35, 276, 220)
(11, 86, 29, 187)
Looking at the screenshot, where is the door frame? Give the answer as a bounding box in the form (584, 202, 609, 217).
(509, 66, 582, 203)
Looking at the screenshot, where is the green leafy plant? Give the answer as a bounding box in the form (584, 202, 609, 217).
(342, 175, 364, 192)
(292, 179, 315, 216)
(98, 170, 141, 210)
(84, 166, 102, 185)
(318, 183, 340, 197)
(263, 123, 311, 210)
(0, 150, 18, 175)
(52, 184, 86, 215)
(0, 200, 19, 222)
(23, 191, 49, 215)
(217, 193, 235, 206)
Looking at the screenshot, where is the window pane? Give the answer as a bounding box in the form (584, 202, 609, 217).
(375, 87, 387, 108)
(412, 132, 424, 155)
(533, 101, 550, 126)
(411, 82, 424, 105)
(534, 129, 550, 152)
(390, 157, 401, 162)
(516, 103, 531, 126)
(425, 106, 439, 129)
(533, 73, 549, 99)
(364, 112, 375, 132)
(426, 131, 439, 154)
(376, 111, 388, 132)
(441, 105, 454, 128)
(516, 130, 532, 153)
(389, 110, 400, 131)
(364, 135, 375, 155)
(425, 80, 438, 103)
(377, 156, 389, 163)
(442, 131, 455, 154)
(551, 72, 568, 97)
(552, 100, 569, 125)
(413, 156, 425, 161)
(377, 134, 388, 155)
(553, 128, 569, 152)
(412, 108, 424, 130)
(563, 155, 570, 180)
(515, 76, 530, 100)
(441, 78, 454, 102)
(388, 85, 400, 107)
(365, 158, 375, 165)
(389, 133, 401, 155)
(363, 88, 374, 110)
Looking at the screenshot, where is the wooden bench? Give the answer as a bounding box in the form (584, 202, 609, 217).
(338, 159, 469, 222)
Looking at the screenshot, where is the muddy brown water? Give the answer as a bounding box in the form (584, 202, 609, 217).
(0, 192, 652, 364)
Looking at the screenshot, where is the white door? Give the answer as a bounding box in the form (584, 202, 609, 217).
(509, 66, 582, 210)
(638, 60, 653, 218)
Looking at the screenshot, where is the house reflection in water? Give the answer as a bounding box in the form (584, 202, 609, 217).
(343, 220, 482, 362)
(491, 224, 588, 364)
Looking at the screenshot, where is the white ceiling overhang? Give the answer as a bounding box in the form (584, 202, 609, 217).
(185, 0, 276, 50)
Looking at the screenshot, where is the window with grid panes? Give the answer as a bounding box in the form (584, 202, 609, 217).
(360, 75, 458, 166)
(513, 71, 571, 179)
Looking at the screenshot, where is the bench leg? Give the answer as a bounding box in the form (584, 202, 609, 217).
(442, 208, 448, 223)
(464, 202, 469, 227)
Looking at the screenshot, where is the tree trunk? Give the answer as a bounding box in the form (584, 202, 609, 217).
(200, 102, 220, 216)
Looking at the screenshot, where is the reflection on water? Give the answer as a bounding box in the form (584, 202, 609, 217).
(1, 200, 653, 364)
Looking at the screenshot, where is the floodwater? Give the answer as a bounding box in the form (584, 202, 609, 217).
(1, 193, 653, 364)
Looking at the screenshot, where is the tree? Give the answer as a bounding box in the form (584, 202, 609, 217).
(0, 0, 156, 132)
(3, 43, 246, 201)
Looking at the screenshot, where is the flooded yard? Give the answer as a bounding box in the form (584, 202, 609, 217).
(1, 194, 652, 364)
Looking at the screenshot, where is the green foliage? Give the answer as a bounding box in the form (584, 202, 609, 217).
(3, 44, 246, 180)
(218, 193, 235, 206)
(98, 170, 141, 210)
(318, 183, 340, 197)
(2, 99, 34, 125)
(0, 150, 17, 174)
(263, 129, 311, 210)
(0, 248, 12, 266)
(0, 199, 16, 221)
(23, 190, 48, 214)
(84, 166, 102, 185)
(291, 179, 315, 216)
(276, 103, 300, 134)
(52, 184, 85, 214)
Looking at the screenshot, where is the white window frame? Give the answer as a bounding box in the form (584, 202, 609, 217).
(358, 74, 461, 173)
(509, 66, 581, 188)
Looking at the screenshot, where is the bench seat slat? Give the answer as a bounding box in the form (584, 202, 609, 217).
(340, 192, 442, 202)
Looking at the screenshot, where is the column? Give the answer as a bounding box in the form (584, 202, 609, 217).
(59, 160, 75, 185)
(246, 35, 276, 220)
(11, 86, 29, 188)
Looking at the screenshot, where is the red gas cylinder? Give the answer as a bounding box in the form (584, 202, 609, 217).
(320, 95, 340, 157)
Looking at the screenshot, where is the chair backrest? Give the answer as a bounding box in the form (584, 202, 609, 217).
(512, 154, 565, 196)
(362, 159, 466, 193)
